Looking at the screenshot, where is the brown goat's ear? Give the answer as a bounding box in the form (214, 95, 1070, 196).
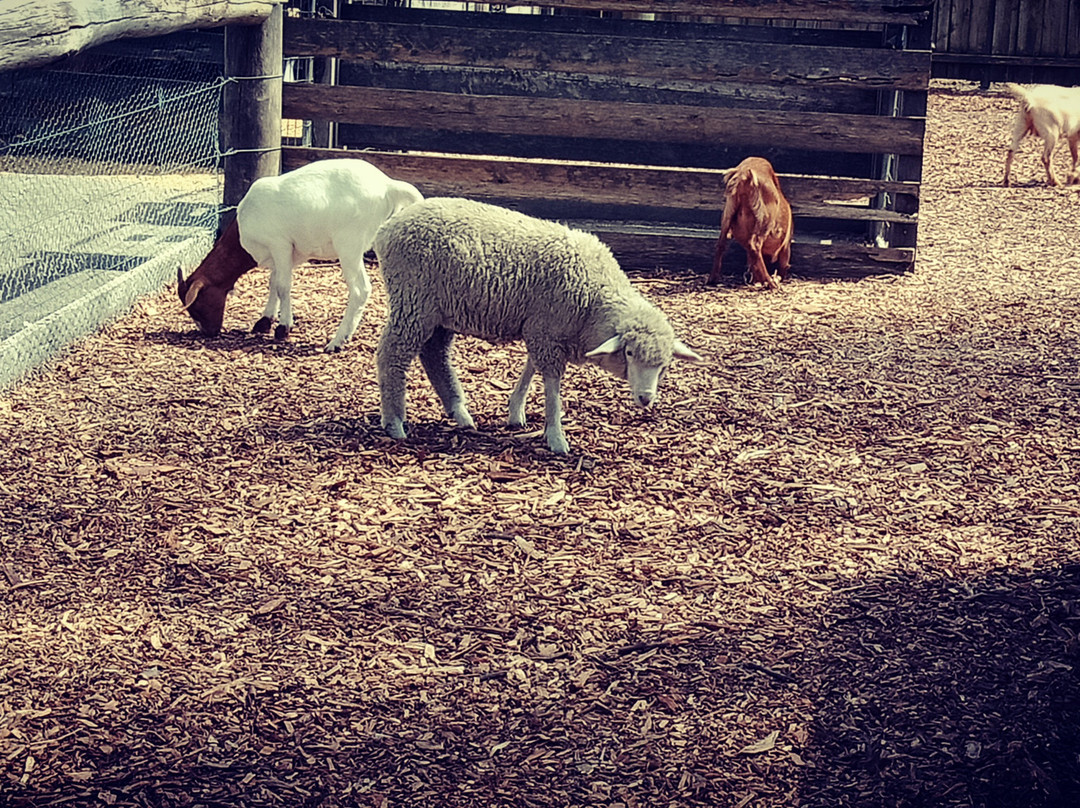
(181, 277, 206, 310)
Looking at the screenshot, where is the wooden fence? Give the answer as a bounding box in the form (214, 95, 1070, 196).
(277, 0, 933, 278)
(932, 0, 1080, 82)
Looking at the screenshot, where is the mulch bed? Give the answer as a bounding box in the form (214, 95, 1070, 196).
(2, 82, 1080, 808)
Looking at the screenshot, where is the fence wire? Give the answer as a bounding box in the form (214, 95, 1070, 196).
(0, 57, 225, 388)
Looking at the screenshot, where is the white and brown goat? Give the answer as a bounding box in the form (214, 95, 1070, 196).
(178, 158, 423, 351)
(708, 156, 793, 291)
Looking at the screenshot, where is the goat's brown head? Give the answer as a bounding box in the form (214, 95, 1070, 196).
(178, 266, 228, 336)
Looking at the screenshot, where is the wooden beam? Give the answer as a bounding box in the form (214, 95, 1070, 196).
(222, 4, 282, 224)
(284, 17, 931, 91)
(282, 147, 919, 224)
(473, 0, 932, 26)
(282, 84, 927, 157)
(0, 0, 281, 72)
(578, 223, 915, 276)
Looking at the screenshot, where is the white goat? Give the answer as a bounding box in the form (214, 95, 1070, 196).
(179, 158, 423, 351)
(1003, 83, 1080, 187)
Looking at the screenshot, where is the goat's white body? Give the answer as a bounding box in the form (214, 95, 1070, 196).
(1004, 83, 1080, 187)
(236, 159, 423, 351)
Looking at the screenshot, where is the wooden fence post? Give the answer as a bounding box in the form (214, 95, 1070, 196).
(222, 3, 283, 231)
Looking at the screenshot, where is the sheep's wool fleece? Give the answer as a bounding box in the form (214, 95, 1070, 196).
(375, 198, 675, 363)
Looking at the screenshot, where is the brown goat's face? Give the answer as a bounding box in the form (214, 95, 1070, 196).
(177, 278, 227, 336)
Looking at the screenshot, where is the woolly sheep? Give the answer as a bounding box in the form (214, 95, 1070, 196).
(179, 158, 423, 351)
(373, 197, 702, 454)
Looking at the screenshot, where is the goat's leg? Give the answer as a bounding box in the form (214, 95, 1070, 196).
(508, 356, 535, 428)
(1068, 134, 1080, 184)
(326, 256, 372, 353)
(775, 240, 792, 281)
(253, 268, 278, 334)
(747, 237, 779, 291)
(418, 326, 475, 429)
(1040, 127, 1061, 186)
(709, 235, 731, 285)
(1005, 114, 1034, 187)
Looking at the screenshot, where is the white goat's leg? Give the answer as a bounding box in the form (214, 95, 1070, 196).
(267, 247, 296, 340)
(419, 327, 474, 428)
(541, 372, 569, 455)
(1041, 128, 1061, 186)
(326, 257, 372, 353)
(253, 270, 279, 334)
(508, 356, 535, 428)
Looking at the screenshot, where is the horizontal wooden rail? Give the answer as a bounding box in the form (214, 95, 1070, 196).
(282, 147, 919, 225)
(283, 84, 927, 157)
(284, 17, 931, 91)
(585, 223, 915, 275)
(471, 0, 932, 26)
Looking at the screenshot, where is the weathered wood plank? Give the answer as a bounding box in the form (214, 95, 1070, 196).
(0, 0, 279, 71)
(579, 223, 915, 276)
(282, 84, 927, 156)
(282, 147, 919, 225)
(459, 0, 931, 26)
(283, 17, 931, 91)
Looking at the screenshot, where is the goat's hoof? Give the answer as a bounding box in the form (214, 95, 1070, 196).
(253, 317, 273, 334)
(274, 324, 291, 341)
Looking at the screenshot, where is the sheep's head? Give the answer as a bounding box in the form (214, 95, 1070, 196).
(177, 266, 227, 336)
(585, 328, 701, 408)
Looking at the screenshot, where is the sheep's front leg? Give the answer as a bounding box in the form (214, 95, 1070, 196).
(326, 256, 372, 353)
(508, 356, 535, 428)
(419, 327, 474, 429)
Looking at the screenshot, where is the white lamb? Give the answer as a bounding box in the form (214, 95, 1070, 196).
(179, 158, 423, 351)
(373, 197, 702, 454)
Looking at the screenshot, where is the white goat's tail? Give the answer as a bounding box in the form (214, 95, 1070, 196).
(386, 181, 424, 219)
(1005, 82, 1033, 109)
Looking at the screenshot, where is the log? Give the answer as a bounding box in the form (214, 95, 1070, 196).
(0, 0, 281, 71)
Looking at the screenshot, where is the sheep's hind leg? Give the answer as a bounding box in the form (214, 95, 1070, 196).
(326, 256, 372, 353)
(376, 325, 420, 439)
(419, 327, 475, 429)
(508, 356, 535, 428)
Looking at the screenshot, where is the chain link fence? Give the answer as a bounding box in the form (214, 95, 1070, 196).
(0, 44, 225, 388)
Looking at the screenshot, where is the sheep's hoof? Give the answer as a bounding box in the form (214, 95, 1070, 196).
(545, 428, 570, 455)
(383, 419, 407, 440)
(253, 317, 273, 334)
(324, 342, 343, 354)
(274, 324, 291, 341)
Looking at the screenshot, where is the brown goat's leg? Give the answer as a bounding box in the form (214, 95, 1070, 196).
(708, 234, 730, 285)
(776, 241, 792, 281)
(253, 316, 273, 334)
(747, 241, 779, 291)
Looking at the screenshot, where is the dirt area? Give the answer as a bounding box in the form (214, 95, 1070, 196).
(2, 83, 1080, 808)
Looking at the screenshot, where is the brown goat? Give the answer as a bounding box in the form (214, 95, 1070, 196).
(177, 217, 257, 336)
(708, 157, 793, 290)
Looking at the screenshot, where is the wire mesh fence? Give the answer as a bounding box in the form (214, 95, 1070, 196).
(0, 49, 225, 388)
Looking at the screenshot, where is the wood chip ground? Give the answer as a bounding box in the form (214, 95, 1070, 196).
(2, 83, 1080, 808)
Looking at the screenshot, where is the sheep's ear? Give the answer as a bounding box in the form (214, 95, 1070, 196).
(673, 339, 703, 362)
(585, 335, 623, 357)
(181, 277, 206, 310)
